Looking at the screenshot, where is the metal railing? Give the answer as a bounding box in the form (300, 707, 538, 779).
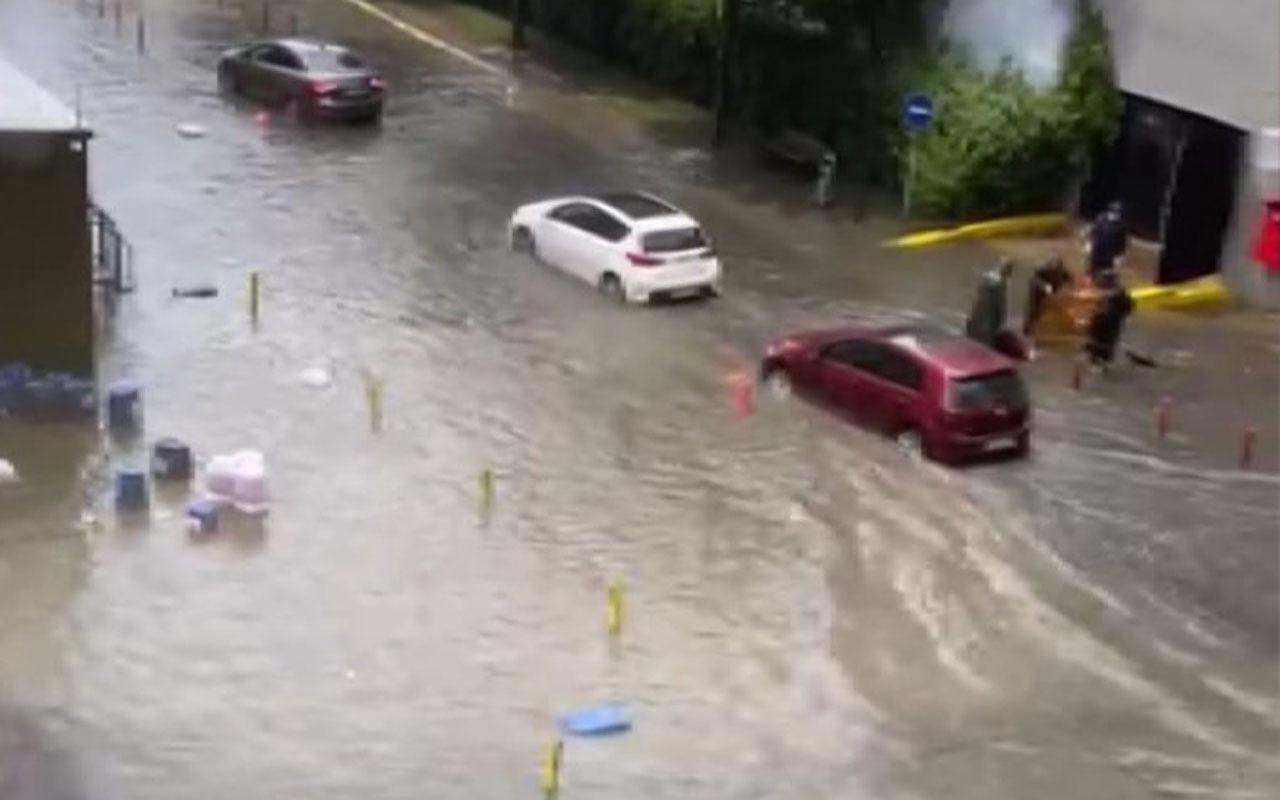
(89, 203, 134, 293)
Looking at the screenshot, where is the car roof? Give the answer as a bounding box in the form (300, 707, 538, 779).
(268, 37, 350, 53)
(593, 192, 680, 221)
(882, 327, 1013, 377)
(788, 322, 1015, 377)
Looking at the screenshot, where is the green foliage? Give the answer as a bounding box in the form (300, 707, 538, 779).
(455, 0, 1118, 216)
(907, 0, 1121, 219)
(1058, 0, 1121, 148)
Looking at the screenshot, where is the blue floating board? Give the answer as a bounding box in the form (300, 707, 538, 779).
(559, 703, 632, 737)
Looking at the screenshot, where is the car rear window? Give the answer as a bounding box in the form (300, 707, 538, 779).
(302, 48, 366, 72)
(642, 227, 707, 253)
(949, 370, 1028, 410)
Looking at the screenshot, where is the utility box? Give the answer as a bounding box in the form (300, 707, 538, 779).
(0, 56, 94, 376)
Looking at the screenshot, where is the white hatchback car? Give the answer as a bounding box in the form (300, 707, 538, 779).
(508, 191, 722, 303)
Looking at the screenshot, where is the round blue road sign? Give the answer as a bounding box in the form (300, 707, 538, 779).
(903, 92, 934, 132)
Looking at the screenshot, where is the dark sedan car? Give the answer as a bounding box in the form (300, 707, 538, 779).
(761, 322, 1032, 463)
(217, 38, 384, 123)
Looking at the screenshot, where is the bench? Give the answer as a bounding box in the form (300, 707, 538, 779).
(760, 129, 828, 168)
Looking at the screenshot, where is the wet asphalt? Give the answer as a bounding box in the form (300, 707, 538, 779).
(0, 0, 1277, 798)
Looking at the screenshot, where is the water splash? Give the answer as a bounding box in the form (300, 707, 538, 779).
(942, 0, 1073, 86)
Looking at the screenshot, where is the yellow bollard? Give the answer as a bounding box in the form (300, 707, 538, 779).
(539, 739, 563, 798)
(362, 370, 383, 433)
(478, 468, 495, 510)
(248, 271, 261, 328)
(606, 580, 623, 635)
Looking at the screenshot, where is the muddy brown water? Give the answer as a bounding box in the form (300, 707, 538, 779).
(2, 1, 1277, 798)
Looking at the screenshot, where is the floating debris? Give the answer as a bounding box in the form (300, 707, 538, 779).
(560, 703, 632, 737)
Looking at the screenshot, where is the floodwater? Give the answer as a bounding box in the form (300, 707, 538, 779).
(1, 0, 1277, 797)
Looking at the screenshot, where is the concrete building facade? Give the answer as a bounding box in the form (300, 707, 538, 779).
(0, 55, 95, 375)
(1095, 0, 1280, 306)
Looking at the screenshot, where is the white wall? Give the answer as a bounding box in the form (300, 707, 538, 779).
(1098, 0, 1280, 306)
(1099, 0, 1279, 132)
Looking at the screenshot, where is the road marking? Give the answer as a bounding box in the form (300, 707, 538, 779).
(338, 0, 506, 78)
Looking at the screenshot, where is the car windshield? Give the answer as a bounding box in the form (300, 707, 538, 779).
(643, 227, 707, 253)
(949, 369, 1028, 410)
(301, 47, 366, 72)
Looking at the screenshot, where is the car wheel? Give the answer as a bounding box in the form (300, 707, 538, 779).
(217, 67, 237, 95)
(599, 273, 626, 303)
(1013, 431, 1031, 458)
(701, 283, 721, 300)
(895, 429, 927, 460)
(511, 226, 536, 258)
(765, 368, 792, 400)
(286, 97, 313, 123)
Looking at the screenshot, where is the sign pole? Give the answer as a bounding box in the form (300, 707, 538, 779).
(903, 134, 915, 217)
(899, 91, 933, 219)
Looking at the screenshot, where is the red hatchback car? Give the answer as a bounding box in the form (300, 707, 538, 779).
(760, 323, 1031, 462)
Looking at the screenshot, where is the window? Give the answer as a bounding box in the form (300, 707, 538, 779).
(301, 47, 367, 72)
(255, 46, 303, 70)
(583, 209, 630, 242)
(878, 349, 923, 391)
(549, 204, 629, 242)
(823, 339, 922, 391)
(948, 370, 1028, 411)
(643, 227, 707, 253)
(549, 203, 595, 228)
(823, 340, 884, 373)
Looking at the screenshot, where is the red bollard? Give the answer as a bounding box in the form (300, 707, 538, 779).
(1239, 427, 1257, 469)
(1155, 396, 1171, 439)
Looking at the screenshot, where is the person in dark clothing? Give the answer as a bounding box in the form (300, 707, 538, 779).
(965, 259, 1028, 360)
(1023, 257, 1073, 336)
(1086, 201, 1128, 278)
(965, 258, 1013, 347)
(1084, 270, 1135, 367)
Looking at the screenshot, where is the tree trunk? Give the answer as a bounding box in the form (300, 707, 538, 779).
(512, 0, 531, 50)
(712, 0, 742, 147)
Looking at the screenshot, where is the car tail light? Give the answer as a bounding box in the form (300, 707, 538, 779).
(626, 252, 663, 267)
(369, 75, 386, 90)
(307, 80, 339, 96)
(767, 338, 803, 358)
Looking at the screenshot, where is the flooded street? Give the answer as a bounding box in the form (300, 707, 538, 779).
(1, 0, 1277, 797)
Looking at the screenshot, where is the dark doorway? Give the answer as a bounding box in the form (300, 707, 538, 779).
(1079, 94, 1245, 284)
(1160, 121, 1244, 284)
(1079, 96, 1180, 240)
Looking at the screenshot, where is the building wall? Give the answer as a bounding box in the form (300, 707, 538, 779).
(1098, 0, 1280, 307)
(1099, 0, 1279, 133)
(0, 132, 94, 374)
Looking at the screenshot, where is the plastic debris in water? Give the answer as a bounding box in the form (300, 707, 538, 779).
(0, 458, 18, 484)
(559, 703, 632, 737)
(205, 450, 269, 515)
(298, 366, 333, 388)
(176, 122, 206, 138)
(185, 498, 220, 533)
(172, 284, 218, 298)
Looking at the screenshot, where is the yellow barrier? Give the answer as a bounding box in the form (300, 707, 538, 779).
(540, 739, 564, 798)
(1130, 275, 1230, 312)
(606, 581, 623, 635)
(478, 468, 495, 510)
(886, 213, 1069, 249)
